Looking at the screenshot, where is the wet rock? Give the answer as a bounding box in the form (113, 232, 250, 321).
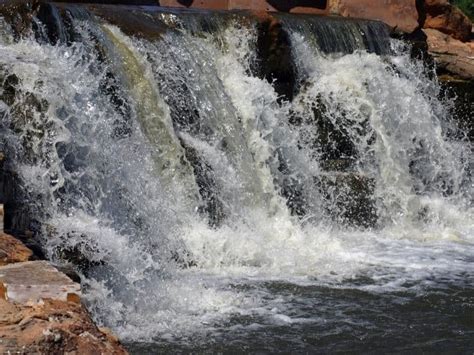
(328, 0, 419, 34)
(310, 98, 358, 162)
(53, 242, 105, 276)
(424, 28, 474, 80)
(77, 4, 167, 41)
(0, 1, 38, 39)
(52, 263, 82, 284)
(319, 159, 354, 172)
(0, 298, 127, 354)
(254, 13, 296, 100)
(34, 3, 69, 45)
(392, 29, 432, 63)
(0, 233, 33, 266)
(423, 0, 472, 41)
(183, 144, 226, 228)
(440, 77, 474, 142)
(0, 261, 81, 304)
(315, 172, 377, 228)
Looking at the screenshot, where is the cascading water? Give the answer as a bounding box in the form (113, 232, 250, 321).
(0, 3, 472, 352)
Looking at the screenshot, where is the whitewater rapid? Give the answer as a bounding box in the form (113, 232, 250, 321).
(0, 7, 472, 344)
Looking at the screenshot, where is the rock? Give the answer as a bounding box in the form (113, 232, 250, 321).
(439, 77, 474, 142)
(230, 0, 328, 13)
(0, 233, 33, 266)
(0, 205, 3, 233)
(0, 298, 127, 354)
(0, 261, 81, 304)
(254, 13, 296, 100)
(424, 28, 474, 80)
(328, 0, 419, 33)
(0, 232, 126, 353)
(423, 0, 472, 42)
(319, 159, 354, 172)
(74, 3, 167, 41)
(315, 172, 377, 228)
(159, 0, 329, 14)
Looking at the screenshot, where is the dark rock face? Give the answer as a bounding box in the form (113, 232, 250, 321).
(288, 91, 377, 228)
(0, 1, 37, 39)
(441, 78, 474, 142)
(254, 14, 297, 101)
(315, 173, 377, 229)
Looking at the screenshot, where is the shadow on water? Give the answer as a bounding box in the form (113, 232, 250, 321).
(128, 279, 474, 353)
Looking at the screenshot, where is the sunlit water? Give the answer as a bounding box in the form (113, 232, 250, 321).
(0, 5, 472, 352)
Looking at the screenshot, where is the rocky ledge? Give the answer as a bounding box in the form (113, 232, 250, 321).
(424, 28, 474, 80)
(0, 211, 127, 354)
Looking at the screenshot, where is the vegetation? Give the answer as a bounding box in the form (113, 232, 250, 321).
(451, 0, 474, 21)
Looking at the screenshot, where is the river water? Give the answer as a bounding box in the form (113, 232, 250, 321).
(0, 4, 472, 352)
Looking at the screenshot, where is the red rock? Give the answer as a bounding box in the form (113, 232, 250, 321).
(159, 0, 329, 14)
(0, 298, 128, 354)
(0, 233, 33, 266)
(424, 28, 474, 79)
(424, 0, 472, 42)
(328, 0, 419, 33)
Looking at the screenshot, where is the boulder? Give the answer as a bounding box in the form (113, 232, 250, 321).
(328, 0, 419, 33)
(424, 0, 472, 42)
(424, 28, 474, 80)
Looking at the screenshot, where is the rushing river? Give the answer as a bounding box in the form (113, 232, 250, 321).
(0, 4, 472, 352)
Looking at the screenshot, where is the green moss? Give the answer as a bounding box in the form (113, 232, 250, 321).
(451, 0, 474, 21)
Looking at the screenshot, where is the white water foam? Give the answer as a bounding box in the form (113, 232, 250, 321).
(0, 13, 472, 343)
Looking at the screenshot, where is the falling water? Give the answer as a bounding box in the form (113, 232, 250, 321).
(0, 3, 472, 352)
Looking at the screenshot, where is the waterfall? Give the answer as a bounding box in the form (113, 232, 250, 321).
(0, 3, 472, 345)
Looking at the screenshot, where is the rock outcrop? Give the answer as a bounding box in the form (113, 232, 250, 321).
(423, 0, 472, 42)
(424, 28, 474, 79)
(0, 224, 127, 354)
(0, 298, 126, 354)
(0, 233, 33, 266)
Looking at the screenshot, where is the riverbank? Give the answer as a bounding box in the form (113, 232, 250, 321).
(0, 208, 127, 354)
